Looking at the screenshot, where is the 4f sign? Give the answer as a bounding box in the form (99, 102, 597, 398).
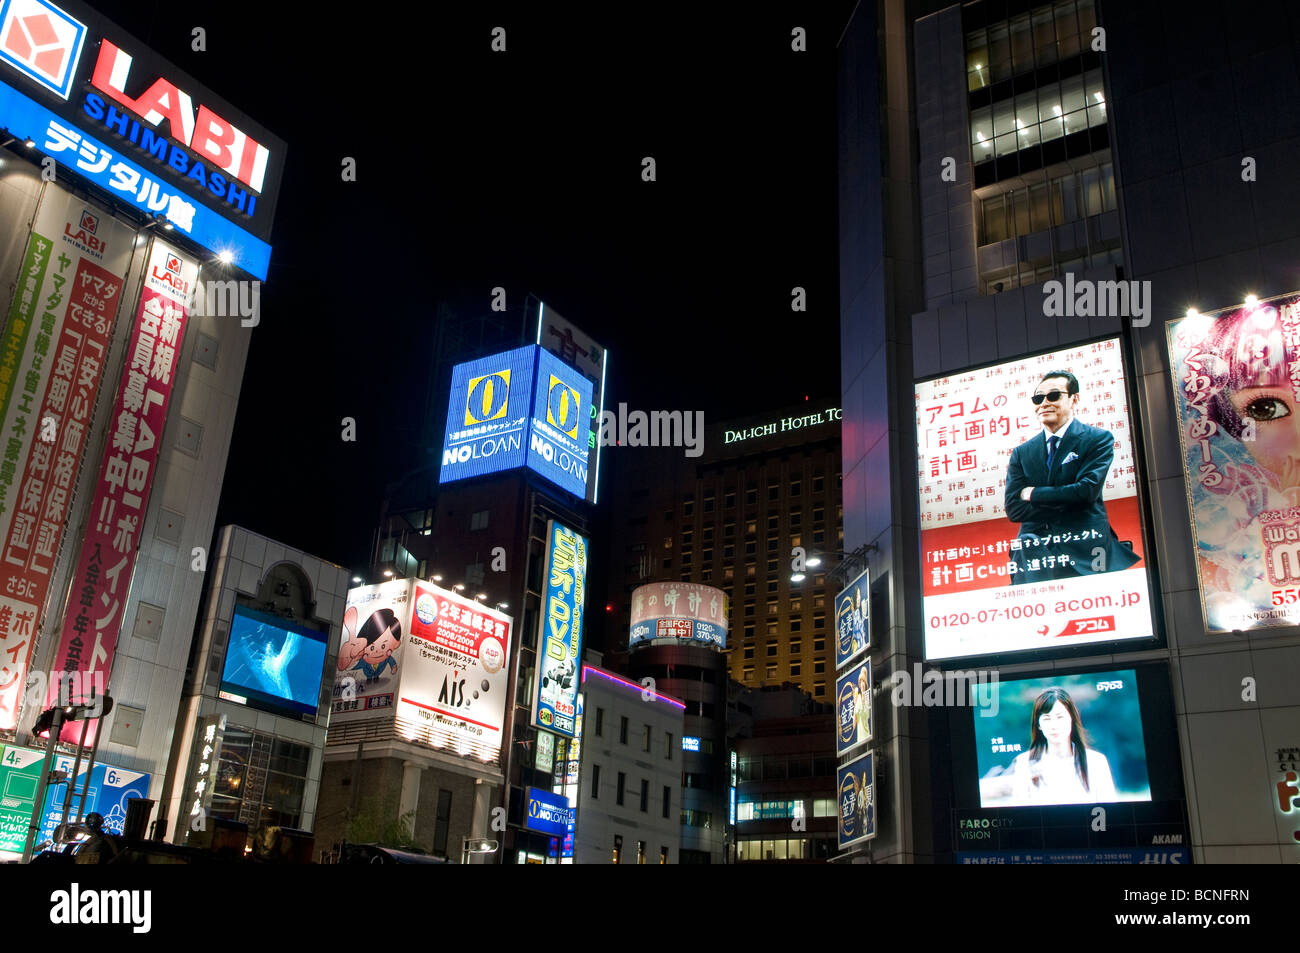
(548, 375, 580, 438)
(0, 0, 87, 99)
(466, 370, 510, 425)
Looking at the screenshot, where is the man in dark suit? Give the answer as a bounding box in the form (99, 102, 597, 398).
(1004, 370, 1139, 585)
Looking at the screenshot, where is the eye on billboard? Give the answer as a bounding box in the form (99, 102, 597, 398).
(1168, 294, 1300, 631)
(439, 345, 536, 485)
(528, 348, 594, 499)
(532, 521, 588, 739)
(915, 338, 1154, 661)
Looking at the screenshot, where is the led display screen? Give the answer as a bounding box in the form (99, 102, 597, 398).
(974, 668, 1150, 808)
(527, 348, 594, 498)
(915, 338, 1154, 661)
(439, 345, 536, 485)
(219, 605, 329, 719)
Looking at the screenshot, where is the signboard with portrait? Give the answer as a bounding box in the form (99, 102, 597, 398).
(835, 659, 872, 758)
(1168, 294, 1300, 631)
(915, 338, 1154, 661)
(834, 569, 870, 669)
(836, 751, 876, 850)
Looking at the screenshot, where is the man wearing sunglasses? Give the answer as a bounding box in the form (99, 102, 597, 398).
(1003, 370, 1139, 585)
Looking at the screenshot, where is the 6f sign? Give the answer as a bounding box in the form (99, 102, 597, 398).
(466, 370, 510, 425)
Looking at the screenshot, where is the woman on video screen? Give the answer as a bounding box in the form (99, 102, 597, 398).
(982, 687, 1118, 806)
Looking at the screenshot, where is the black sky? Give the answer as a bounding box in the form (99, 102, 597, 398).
(88, 1, 852, 570)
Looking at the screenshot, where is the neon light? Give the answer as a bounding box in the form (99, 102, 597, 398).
(593, 347, 607, 505)
(580, 666, 686, 710)
(537, 300, 544, 344)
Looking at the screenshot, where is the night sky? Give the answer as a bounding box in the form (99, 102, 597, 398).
(90, 1, 852, 570)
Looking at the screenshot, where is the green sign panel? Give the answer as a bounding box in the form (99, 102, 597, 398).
(0, 744, 44, 853)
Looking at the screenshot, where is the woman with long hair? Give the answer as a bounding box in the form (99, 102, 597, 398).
(1007, 687, 1118, 805)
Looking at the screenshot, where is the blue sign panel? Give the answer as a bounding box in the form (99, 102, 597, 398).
(0, 82, 272, 278)
(531, 521, 587, 738)
(523, 786, 571, 838)
(837, 751, 875, 851)
(835, 568, 870, 670)
(526, 348, 593, 499)
(439, 345, 536, 485)
(38, 758, 151, 843)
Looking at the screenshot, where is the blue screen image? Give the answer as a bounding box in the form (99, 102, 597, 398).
(221, 606, 329, 717)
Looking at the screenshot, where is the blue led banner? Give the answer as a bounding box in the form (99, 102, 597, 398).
(531, 521, 587, 738)
(439, 345, 536, 484)
(523, 786, 571, 838)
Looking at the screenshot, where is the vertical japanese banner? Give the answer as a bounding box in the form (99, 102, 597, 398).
(0, 188, 135, 731)
(48, 239, 197, 743)
(531, 520, 588, 738)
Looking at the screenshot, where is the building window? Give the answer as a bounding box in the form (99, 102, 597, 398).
(684, 501, 694, 517)
(745, 487, 757, 504)
(814, 637, 825, 651)
(592, 764, 601, 799)
(665, 732, 673, 757)
(433, 789, 452, 855)
(620, 717, 628, 744)
(595, 707, 604, 737)
(789, 599, 802, 613)
(704, 494, 715, 513)
(469, 510, 490, 531)
(640, 779, 649, 812)
(743, 667, 754, 682)
(813, 475, 824, 493)
(790, 618, 801, 632)
(724, 521, 736, 538)
(790, 508, 801, 527)
(814, 614, 826, 629)
(790, 639, 801, 654)
(790, 479, 801, 495)
(813, 681, 825, 697)
(638, 840, 647, 864)
(766, 601, 778, 616)
(612, 837, 622, 864)
(768, 485, 779, 501)
(743, 622, 755, 640)
(814, 659, 826, 674)
(790, 663, 801, 677)
(766, 514, 778, 530)
(724, 490, 736, 508)
(767, 581, 778, 594)
(660, 846, 669, 864)
(663, 786, 671, 819)
(766, 641, 778, 657)
(644, 725, 652, 752)
(745, 602, 754, 617)
(743, 646, 754, 660)
(766, 664, 777, 679)
(744, 582, 756, 597)
(617, 772, 626, 806)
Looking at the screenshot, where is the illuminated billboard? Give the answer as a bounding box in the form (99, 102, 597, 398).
(836, 751, 876, 850)
(532, 521, 588, 738)
(1168, 294, 1300, 631)
(527, 348, 594, 498)
(439, 345, 535, 484)
(915, 338, 1154, 661)
(974, 668, 1150, 807)
(835, 659, 872, 758)
(628, 582, 728, 648)
(0, 0, 284, 277)
(440, 344, 595, 499)
(332, 578, 513, 762)
(219, 605, 330, 719)
(834, 569, 869, 669)
(537, 302, 606, 503)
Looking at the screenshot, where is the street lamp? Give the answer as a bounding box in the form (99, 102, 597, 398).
(461, 836, 498, 864)
(789, 545, 875, 584)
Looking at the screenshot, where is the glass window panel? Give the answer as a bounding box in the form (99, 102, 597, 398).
(1099, 163, 1116, 212)
(987, 23, 1011, 83)
(1033, 7, 1056, 63)
(1029, 182, 1050, 232)
(981, 194, 1008, 244)
(1048, 176, 1066, 226)
(967, 28, 989, 91)
(1080, 166, 1102, 217)
(1009, 14, 1033, 73)
(1015, 93, 1040, 146)
(992, 101, 1017, 136)
(994, 131, 1017, 158)
(1077, 0, 1097, 34)
(773, 838, 789, 860)
(1011, 189, 1030, 235)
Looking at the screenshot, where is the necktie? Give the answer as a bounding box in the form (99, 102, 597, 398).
(1046, 434, 1059, 472)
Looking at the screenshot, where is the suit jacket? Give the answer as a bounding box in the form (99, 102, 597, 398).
(1003, 419, 1138, 582)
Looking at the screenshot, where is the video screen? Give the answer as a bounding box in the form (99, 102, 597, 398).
(220, 605, 330, 718)
(974, 668, 1150, 808)
(915, 338, 1154, 661)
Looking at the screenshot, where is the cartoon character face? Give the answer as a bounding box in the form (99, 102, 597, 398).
(363, 630, 399, 665)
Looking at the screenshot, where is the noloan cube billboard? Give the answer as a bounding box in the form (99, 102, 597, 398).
(439, 344, 593, 498)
